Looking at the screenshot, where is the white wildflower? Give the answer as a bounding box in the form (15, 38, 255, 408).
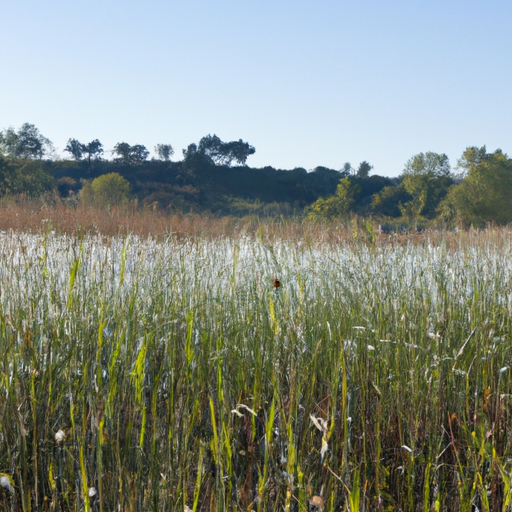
(88, 487, 97, 497)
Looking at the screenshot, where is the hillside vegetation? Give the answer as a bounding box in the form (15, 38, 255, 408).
(2, 124, 511, 227)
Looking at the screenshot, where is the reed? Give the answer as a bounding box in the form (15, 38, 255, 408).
(0, 226, 511, 510)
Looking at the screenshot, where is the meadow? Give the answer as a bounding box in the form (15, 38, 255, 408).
(0, 223, 512, 511)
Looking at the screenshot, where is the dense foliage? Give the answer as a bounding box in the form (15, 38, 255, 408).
(1, 123, 511, 226)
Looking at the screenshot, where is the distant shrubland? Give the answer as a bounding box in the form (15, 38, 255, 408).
(1, 123, 511, 227)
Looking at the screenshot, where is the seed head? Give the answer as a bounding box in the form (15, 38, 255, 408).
(0, 474, 14, 494)
(55, 429, 66, 444)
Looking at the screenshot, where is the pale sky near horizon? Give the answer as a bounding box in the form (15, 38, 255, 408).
(1, 0, 510, 177)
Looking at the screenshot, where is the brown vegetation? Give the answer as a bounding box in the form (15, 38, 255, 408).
(0, 194, 511, 251)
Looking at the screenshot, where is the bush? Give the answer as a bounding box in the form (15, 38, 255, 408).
(85, 172, 130, 206)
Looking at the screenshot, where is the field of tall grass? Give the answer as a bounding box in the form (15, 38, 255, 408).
(0, 225, 511, 511)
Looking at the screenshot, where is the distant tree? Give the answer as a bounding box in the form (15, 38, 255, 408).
(195, 134, 255, 166)
(371, 185, 412, 218)
(224, 139, 256, 165)
(0, 123, 53, 159)
(65, 138, 84, 161)
(182, 143, 198, 159)
(155, 143, 174, 161)
(341, 162, 353, 175)
(441, 147, 512, 226)
(83, 139, 103, 162)
(112, 142, 131, 163)
(83, 139, 104, 173)
(402, 152, 451, 179)
(113, 142, 149, 165)
(198, 134, 225, 164)
(86, 172, 130, 206)
(399, 152, 453, 219)
(0, 154, 55, 195)
(356, 161, 373, 179)
(13, 160, 56, 195)
(65, 138, 103, 175)
(304, 177, 360, 221)
(0, 155, 15, 194)
(456, 145, 488, 176)
(130, 144, 149, 163)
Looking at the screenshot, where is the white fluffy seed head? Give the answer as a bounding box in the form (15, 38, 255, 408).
(55, 430, 66, 444)
(0, 475, 14, 494)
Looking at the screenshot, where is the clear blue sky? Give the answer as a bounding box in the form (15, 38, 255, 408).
(1, 0, 510, 177)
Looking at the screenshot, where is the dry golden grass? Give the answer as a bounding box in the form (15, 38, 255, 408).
(0, 194, 239, 238)
(0, 194, 511, 250)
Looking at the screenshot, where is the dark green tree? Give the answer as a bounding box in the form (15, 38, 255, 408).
(371, 185, 412, 217)
(113, 142, 131, 163)
(196, 134, 255, 166)
(83, 140, 104, 170)
(223, 139, 256, 166)
(0, 154, 55, 195)
(64, 138, 84, 161)
(65, 138, 103, 175)
(0, 123, 53, 159)
(113, 142, 149, 164)
(155, 143, 174, 161)
(341, 162, 353, 175)
(356, 161, 373, 179)
(182, 143, 198, 159)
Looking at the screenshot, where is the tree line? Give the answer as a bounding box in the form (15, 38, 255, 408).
(0, 123, 255, 166)
(305, 148, 512, 228)
(0, 123, 511, 227)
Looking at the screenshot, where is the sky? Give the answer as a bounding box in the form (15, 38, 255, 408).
(1, 0, 511, 177)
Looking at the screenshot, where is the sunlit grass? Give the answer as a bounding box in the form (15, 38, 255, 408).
(0, 227, 511, 511)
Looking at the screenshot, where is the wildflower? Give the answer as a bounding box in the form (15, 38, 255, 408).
(88, 487, 97, 497)
(0, 474, 14, 494)
(272, 276, 281, 288)
(55, 429, 66, 444)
